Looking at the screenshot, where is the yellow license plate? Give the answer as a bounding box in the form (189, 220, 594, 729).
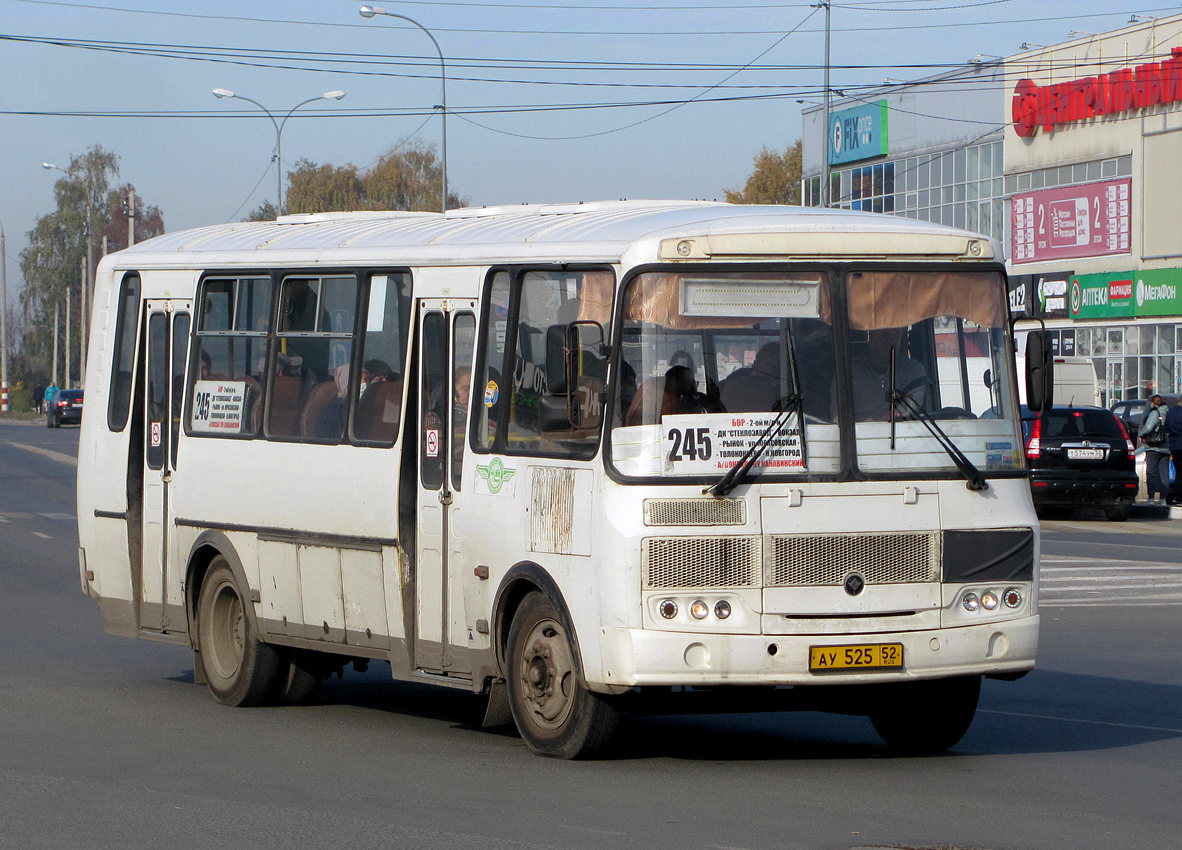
(809, 643, 904, 671)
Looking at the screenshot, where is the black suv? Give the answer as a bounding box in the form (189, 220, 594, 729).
(46, 389, 84, 428)
(1022, 405, 1138, 521)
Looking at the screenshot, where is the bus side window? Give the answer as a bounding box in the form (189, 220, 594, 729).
(351, 272, 413, 447)
(477, 268, 613, 459)
(107, 273, 141, 432)
(187, 276, 272, 439)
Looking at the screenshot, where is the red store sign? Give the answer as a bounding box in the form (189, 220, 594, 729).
(1011, 178, 1131, 264)
(1012, 46, 1182, 137)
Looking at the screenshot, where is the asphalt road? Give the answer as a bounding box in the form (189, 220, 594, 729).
(1, 419, 1179, 850)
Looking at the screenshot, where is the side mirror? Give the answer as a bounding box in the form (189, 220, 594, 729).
(540, 320, 607, 432)
(982, 368, 993, 388)
(1025, 330, 1055, 412)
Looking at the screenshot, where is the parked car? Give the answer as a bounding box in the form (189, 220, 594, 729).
(1110, 395, 1180, 447)
(1022, 405, 1139, 521)
(46, 389, 84, 428)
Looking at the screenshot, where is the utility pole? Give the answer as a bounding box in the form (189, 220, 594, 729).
(80, 257, 87, 387)
(820, 0, 832, 207)
(53, 303, 59, 388)
(65, 286, 71, 390)
(1, 218, 8, 412)
(126, 189, 136, 247)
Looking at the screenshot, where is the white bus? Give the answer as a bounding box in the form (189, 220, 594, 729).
(77, 201, 1040, 758)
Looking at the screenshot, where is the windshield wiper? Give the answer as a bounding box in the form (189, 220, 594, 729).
(706, 398, 802, 497)
(886, 348, 987, 491)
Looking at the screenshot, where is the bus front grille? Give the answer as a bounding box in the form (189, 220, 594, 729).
(766, 532, 940, 587)
(642, 536, 762, 589)
(643, 498, 746, 526)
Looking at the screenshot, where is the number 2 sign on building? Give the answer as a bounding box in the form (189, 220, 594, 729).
(1011, 178, 1130, 263)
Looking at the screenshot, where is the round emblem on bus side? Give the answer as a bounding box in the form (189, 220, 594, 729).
(844, 573, 865, 596)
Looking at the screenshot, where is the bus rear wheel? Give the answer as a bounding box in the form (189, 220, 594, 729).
(869, 675, 981, 754)
(506, 592, 620, 759)
(196, 557, 282, 707)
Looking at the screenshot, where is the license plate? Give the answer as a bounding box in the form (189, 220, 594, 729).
(809, 643, 904, 671)
(1067, 447, 1105, 460)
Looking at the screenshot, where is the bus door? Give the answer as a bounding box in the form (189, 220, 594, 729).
(414, 301, 476, 674)
(139, 300, 191, 633)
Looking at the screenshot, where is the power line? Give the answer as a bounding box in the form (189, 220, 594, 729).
(5, 0, 1177, 36)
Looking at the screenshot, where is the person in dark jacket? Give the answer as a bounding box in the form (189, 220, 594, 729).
(1140, 395, 1171, 505)
(1166, 398, 1182, 505)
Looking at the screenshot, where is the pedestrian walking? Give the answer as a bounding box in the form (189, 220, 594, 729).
(1139, 394, 1171, 504)
(33, 384, 44, 414)
(43, 383, 57, 417)
(1166, 398, 1182, 505)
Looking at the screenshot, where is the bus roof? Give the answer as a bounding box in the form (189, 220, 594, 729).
(101, 200, 1000, 269)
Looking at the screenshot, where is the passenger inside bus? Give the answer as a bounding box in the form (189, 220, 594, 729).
(719, 342, 781, 412)
(355, 358, 401, 442)
(842, 326, 930, 421)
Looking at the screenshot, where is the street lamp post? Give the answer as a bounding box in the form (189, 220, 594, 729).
(212, 88, 347, 214)
(358, 5, 448, 214)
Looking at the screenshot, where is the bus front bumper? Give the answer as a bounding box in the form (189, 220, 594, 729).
(592, 616, 1038, 691)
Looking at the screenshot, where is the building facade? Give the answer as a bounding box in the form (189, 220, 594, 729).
(802, 15, 1182, 405)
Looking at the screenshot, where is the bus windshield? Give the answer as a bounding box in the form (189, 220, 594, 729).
(609, 268, 1023, 481)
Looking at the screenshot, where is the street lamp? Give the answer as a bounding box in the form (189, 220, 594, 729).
(358, 5, 448, 214)
(212, 88, 347, 214)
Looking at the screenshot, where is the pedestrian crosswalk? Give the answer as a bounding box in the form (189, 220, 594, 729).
(1040, 555, 1182, 606)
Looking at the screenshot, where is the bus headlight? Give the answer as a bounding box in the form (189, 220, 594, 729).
(690, 600, 710, 620)
(714, 600, 732, 619)
(981, 591, 1000, 610)
(659, 599, 678, 619)
(962, 592, 980, 612)
(1003, 588, 1022, 608)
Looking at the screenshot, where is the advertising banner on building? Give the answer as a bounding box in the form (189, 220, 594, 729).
(1069, 272, 1135, 320)
(1009, 272, 1073, 319)
(1011, 178, 1131, 264)
(828, 100, 888, 166)
(1132, 268, 1182, 317)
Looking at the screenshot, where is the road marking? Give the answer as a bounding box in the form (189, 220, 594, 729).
(3, 441, 77, 467)
(979, 708, 1182, 734)
(31, 532, 52, 539)
(1039, 555, 1182, 607)
(36, 512, 76, 520)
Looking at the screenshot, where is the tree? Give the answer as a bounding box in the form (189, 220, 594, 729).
(19, 145, 164, 385)
(283, 139, 464, 216)
(244, 201, 279, 222)
(724, 140, 803, 205)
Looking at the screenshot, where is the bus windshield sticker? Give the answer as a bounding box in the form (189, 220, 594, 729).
(662, 412, 804, 475)
(484, 380, 500, 407)
(425, 428, 440, 457)
(474, 456, 517, 496)
(190, 380, 247, 434)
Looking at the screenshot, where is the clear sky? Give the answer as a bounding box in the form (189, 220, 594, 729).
(1, 0, 1176, 304)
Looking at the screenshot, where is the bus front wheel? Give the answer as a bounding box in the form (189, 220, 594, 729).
(196, 556, 282, 707)
(506, 591, 620, 759)
(869, 675, 981, 754)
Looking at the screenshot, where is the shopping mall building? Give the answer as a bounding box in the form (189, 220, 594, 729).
(802, 14, 1182, 405)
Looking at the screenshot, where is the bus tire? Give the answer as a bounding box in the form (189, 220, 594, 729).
(869, 675, 981, 754)
(506, 591, 619, 759)
(196, 556, 282, 707)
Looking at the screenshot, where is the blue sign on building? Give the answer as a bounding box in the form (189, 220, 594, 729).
(828, 101, 889, 166)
